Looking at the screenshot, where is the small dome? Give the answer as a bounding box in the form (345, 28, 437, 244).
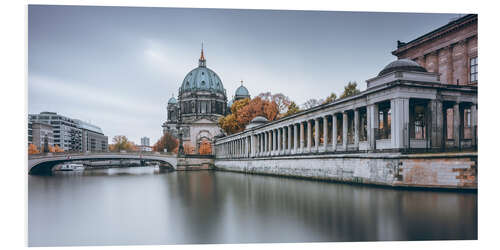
(235, 85, 250, 97)
(251, 116, 268, 123)
(246, 116, 269, 129)
(168, 96, 177, 104)
(378, 59, 427, 76)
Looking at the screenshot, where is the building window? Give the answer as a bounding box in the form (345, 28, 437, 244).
(470, 57, 478, 83)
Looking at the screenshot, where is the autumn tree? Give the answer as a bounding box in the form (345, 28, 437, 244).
(220, 96, 279, 135)
(198, 140, 212, 155)
(283, 101, 300, 117)
(323, 92, 337, 104)
(152, 132, 178, 153)
(109, 135, 137, 152)
(28, 144, 40, 155)
(53, 145, 64, 152)
(340, 81, 361, 99)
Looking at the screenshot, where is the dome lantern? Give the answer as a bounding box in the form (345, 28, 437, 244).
(199, 43, 206, 67)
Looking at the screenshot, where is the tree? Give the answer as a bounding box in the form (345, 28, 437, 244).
(323, 92, 337, 104)
(109, 135, 137, 152)
(340, 81, 361, 99)
(283, 101, 300, 117)
(219, 96, 279, 135)
(198, 140, 212, 155)
(152, 132, 179, 153)
(28, 144, 40, 155)
(53, 145, 64, 152)
(272, 93, 292, 115)
(302, 98, 323, 109)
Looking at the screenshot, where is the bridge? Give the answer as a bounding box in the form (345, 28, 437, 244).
(28, 152, 177, 174)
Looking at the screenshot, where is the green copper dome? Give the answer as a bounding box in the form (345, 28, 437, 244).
(168, 96, 177, 104)
(180, 48, 225, 95)
(235, 84, 250, 98)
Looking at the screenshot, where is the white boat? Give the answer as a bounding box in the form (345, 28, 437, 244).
(58, 163, 85, 171)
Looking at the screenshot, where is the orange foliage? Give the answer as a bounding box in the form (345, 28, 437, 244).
(219, 96, 279, 135)
(47, 145, 64, 153)
(152, 132, 178, 152)
(28, 144, 40, 155)
(198, 140, 212, 155)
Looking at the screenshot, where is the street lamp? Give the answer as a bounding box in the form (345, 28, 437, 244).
(176, 103, 184, 156)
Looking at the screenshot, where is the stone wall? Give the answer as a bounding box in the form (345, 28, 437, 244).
(176, 155, 215, 171)
(214, 153, 477, 189)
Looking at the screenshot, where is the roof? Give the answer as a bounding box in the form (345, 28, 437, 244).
(378, 59, 427, 76)
(235, 84, 250, 97)
(392, 14, 477, 56)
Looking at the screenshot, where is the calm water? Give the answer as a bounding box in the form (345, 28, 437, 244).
(28, 166, 477, 246)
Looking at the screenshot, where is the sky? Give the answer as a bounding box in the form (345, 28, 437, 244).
(28, 5, 462, 144)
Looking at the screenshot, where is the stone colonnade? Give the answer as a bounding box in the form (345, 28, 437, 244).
(215, 97, 477, 159)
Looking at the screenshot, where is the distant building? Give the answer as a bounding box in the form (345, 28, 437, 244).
(392, 14, 477, 86)
(30, 122, 54, 151)
(28, 112, 108, 152)
(140, 137, 150, 147)
(139, 145, 152, 152)
(76, 120, 108, 152)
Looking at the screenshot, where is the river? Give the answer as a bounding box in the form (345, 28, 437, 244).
(28, 166, 477, 246)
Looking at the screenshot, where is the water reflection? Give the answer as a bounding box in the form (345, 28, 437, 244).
(28, 167, 477, 246)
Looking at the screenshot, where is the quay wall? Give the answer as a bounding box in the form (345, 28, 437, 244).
(176, 155, 215, 171)
(214, 152, 477, 189)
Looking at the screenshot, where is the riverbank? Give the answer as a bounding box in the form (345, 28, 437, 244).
(214, 152, 477, 190)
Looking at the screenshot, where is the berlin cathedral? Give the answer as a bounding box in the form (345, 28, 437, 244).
(162, 46, 251, 151)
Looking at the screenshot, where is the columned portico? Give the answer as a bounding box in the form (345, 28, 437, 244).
(215, 58, 476, 160)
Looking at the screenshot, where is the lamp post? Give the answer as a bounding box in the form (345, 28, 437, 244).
(176, 105, 184, 156)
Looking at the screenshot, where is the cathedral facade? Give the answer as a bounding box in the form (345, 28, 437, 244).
(162, 47, 250, 152)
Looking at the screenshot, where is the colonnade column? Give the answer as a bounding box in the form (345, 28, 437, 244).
(332, 113, 337, 151)
(342, 112, 348, 149)
(323, 116, 328, 152)
(368, 104, 379, 151)
(391, 98, 410, 149)
(299, 122, 305, 153)
(354, 109, 360, 149)
(288, 125, 292, 154)
(307, 120, 312, 152)
(314, 118, 320, 152)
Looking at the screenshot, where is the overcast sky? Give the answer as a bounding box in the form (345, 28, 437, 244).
(28, 5, 461, 144)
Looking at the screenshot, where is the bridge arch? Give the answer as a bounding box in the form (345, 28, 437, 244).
(28, 153, 177, 175)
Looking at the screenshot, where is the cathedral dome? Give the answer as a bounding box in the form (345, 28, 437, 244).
(378, 59, 427, 76)
(180, 48, 225, 95)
